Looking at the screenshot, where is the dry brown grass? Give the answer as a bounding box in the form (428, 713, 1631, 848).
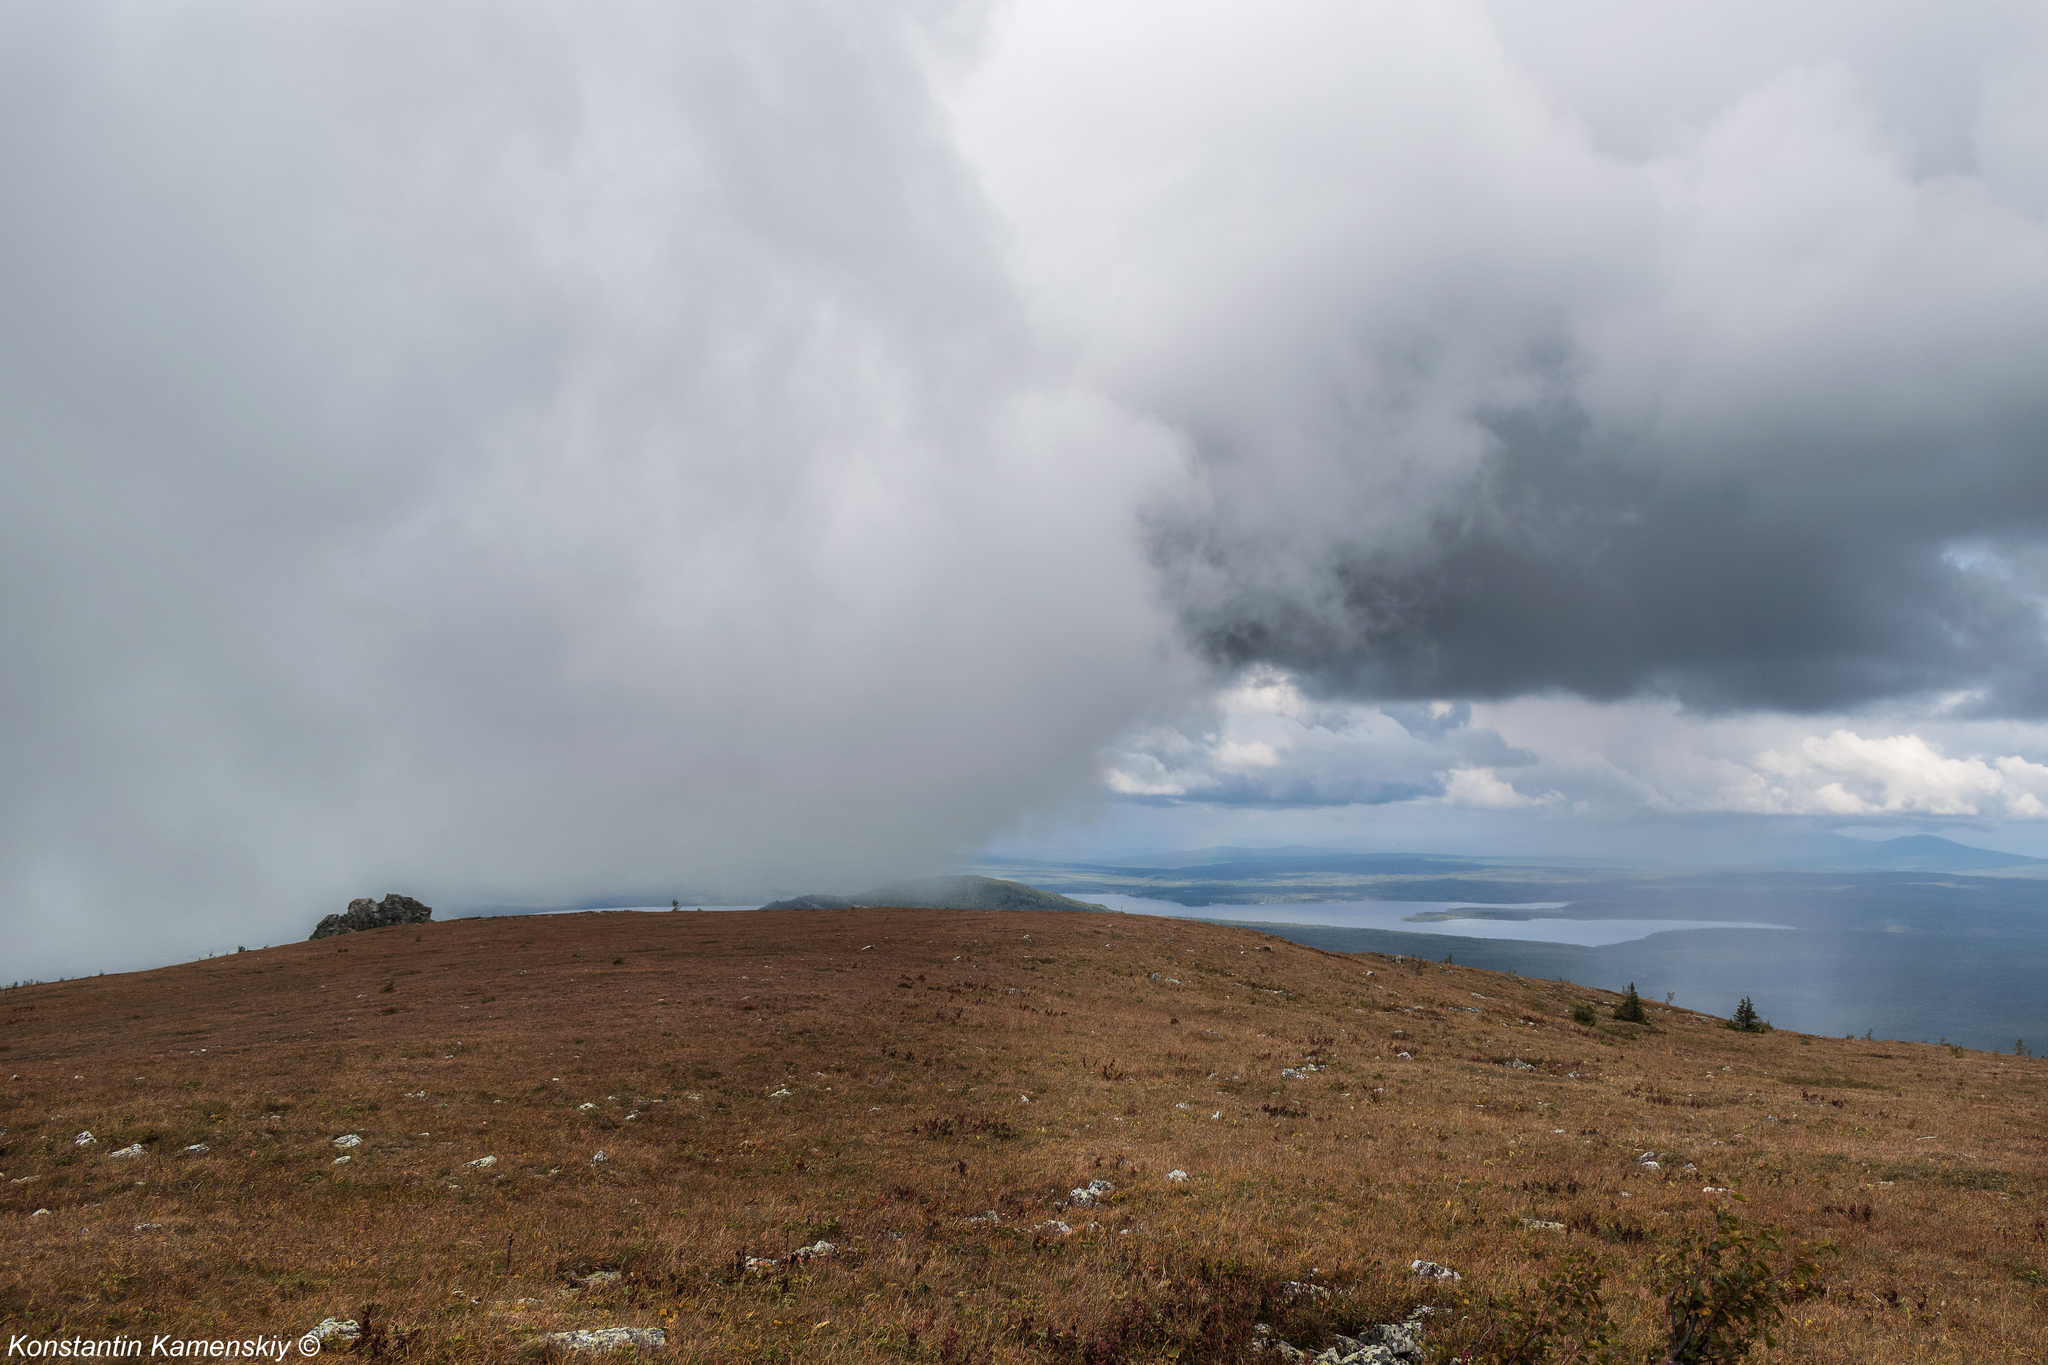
(1, 906, 2043, 1361)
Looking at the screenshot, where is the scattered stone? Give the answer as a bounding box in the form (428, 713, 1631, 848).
(1281, 1281, 1331, 1300)
(574, 1270, 622, 1287)
(31, 1208, 51, 1217)
(466, 1155, 497, 1169)
(183, 1143, 209, 1155)
(1033, 1220, 1073, 1236)
(1410, 1260, 1461, 1282)
(534, 1328, 666, 1353)
(791, 1240, 835, 1262)
(1166, 1169, 1190, 1183)
(1507, 1059, 1535, 1071)
(74, 1131, 94, 1147)
(1062, 1177, 1115, 1208)
(134, 1223, 164, 1231)
(966, 1211, 1000, 1226)
(767, 1088, 793, 1098)
(333, 1156, 352, 1165)
(309, 1320, 359, 1343)
(109, 1143, 145, 1158)
(309, 893, 433, 940)
(592, 1151, 607, 1164)
(334, 1134, 363, 1148)
(578, 1102, 598, 1110)
(1703, 1186, 1733, 1194)
(1520, 1218, 1565, 1231)
(1281, 1068, 1305, 1079)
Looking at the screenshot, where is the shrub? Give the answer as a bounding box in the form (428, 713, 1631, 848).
(1613, 984, 1647, 1024)
(1444, 1251, 1624, 1364)
(1571, 1003, 1597, 1026)
(1654, 1210, 1831, 1364)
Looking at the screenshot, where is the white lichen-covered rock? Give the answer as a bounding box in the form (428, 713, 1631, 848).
(309, 1319, 360, 1342)
(1068, 1177, 1114, 1206)
(183, 1143, 209, 1154)
(791, 1240, 836, 1262)
(1166, 1169, 1190, 1183)
(966, 1210, 1000, 1225)
(73, 1131, 95, 1147)
(1034, 1220, 1073, 1236)
(1520, 1218, 1565, 1231)
(333, 1133, 363, 1148)
(110, 1143, 145, 1158)
(1257, 1319, 1426, 1365)
(1410, 1259, 1461, 1282)
(533, 1327, 666, 1353)
(465, 1155, 497, 1169)
(1281, 1280, 1331, 1300)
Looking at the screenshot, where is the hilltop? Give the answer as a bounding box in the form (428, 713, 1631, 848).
(1, 907, 2042, 1361)
(760, 874, 1108, 914)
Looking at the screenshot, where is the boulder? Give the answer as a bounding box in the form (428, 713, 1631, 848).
(309, 894, 433, 940)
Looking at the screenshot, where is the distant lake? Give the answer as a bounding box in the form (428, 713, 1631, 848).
(1084, 893, 1797, 948)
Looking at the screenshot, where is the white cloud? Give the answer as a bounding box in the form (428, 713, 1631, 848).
(1745, 731, 2048, 818)
(1439, 767, 1563, 811)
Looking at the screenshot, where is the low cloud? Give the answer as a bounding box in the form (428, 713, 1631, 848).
(1099, 669, 1541, 808)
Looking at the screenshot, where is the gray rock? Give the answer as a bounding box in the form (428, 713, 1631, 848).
(309, 1320, 359, 1342)
(309, 894, 433, 940)
(1260, 1319, 1425, 1365)
(533, 1327, 665, 1353)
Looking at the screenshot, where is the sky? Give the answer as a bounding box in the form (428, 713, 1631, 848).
(5, 1, 2048, 978)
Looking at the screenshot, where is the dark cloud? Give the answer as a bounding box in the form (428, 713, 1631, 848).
(958, 4, 2048, 717)
(1161, 400, 2048, 713)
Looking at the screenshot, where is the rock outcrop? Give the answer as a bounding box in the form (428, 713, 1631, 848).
(309, 894, 433, 940)
(1254, 1318, 1427, 1365)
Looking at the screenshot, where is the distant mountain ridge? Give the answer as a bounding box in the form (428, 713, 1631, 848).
(1781, 833, 2048, 872)
(759, 874, 1107, 914)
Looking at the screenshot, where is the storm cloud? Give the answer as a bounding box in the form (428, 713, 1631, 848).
(7, 1, 2048, 978)
(959, 0, 2048, 714)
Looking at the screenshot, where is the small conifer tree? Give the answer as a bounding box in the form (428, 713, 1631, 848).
(1731, 997, 1763, 1032)
(1614, 983, 1647, 1023)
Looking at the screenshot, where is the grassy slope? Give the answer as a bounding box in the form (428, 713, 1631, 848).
(1, 907, 2043, 1362)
